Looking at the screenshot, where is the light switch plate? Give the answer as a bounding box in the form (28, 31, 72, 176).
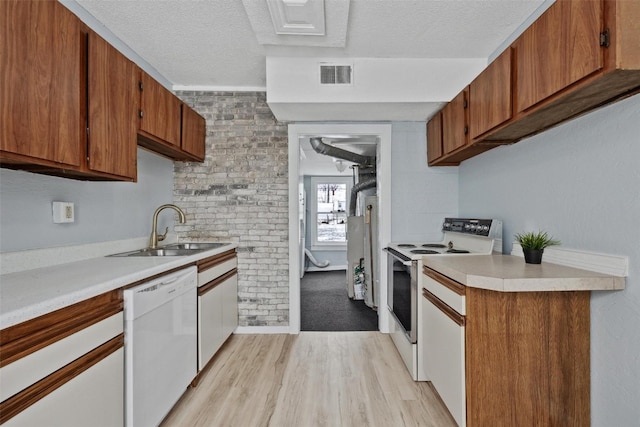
(52, 201, 75, 223)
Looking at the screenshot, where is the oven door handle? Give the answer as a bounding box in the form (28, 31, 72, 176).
(383, 247, 413, 265)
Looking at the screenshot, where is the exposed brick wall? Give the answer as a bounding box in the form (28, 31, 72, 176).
(173, 91, 289, 327)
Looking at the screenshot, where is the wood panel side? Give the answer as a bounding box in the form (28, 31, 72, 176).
(0, 290, 123, 367)
(610, 0, 640, 70)
(548, 292, 590, 426)
(465, 289, 551, 426)
(426, 113, 443, 164)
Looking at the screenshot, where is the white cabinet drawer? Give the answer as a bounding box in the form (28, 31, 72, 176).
(0, 312, 123, 402)
(423, 267, 465, 315)
(198, 257, 237, 286)
(5, 348, 124, 427)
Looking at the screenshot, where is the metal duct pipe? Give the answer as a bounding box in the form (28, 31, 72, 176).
(309, 137, 375, 166)
(349, 178, 377, 216)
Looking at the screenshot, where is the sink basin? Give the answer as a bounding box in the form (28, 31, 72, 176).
(108, 242, 229, 257)
(108, 248, 197, 257)
(164, 242, 228, 250)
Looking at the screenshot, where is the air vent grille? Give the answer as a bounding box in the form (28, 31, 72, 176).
(320, 65, 352, 85)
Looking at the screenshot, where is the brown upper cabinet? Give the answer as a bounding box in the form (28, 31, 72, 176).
(0, 1, 138, 181)
(428, 0, 640, 166)
(515, 0, 603, 113)
(442, 88, 469, 156)
(138, 70, 182, 149)
(137, 70, 205, 162)
(87, 31, 138, 180)
(469, 48, 513, 141)
(181, 105, 206, 162)
(0, 0, 83, 170)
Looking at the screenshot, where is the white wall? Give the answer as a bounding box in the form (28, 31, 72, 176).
(458, 94, 640, 426)
(0, 148, 175, 252)
(391, 122, 458, 242)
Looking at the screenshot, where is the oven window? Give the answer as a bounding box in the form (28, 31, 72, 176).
(392, 260, 412, 333)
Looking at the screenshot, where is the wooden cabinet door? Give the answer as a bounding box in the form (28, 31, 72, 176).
(442, 89, 468, 155)
(138, 71, 181, 147)
(515, 0, 603, 112)
(87, 32, 137, 180)
(426, 112, 443, 164)
(469, 48, 512, 140)
(181, 104, 206, 161)
(0, 0, 82, 167)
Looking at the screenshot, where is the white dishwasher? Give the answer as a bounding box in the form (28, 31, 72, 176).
(124, 266, 197, 427)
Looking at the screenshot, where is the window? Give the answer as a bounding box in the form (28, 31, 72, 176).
(310, 177, 351, 248)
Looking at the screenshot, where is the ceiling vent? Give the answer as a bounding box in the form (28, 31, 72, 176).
(320, 64, 352, 85)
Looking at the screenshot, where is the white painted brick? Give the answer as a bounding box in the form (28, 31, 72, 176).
(175, 91, 289, 328)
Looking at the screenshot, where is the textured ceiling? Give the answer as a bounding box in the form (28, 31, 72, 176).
(75, 0, 549, 89)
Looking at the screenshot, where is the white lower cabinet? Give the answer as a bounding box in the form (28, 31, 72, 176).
(422, 279, 466, 427)
(197, 250, 238, 372)
(6, 348, 124, 427)
(0, 290, 124, 426)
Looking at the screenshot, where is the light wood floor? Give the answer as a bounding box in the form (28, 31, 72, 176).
(161, 332, 456, 427)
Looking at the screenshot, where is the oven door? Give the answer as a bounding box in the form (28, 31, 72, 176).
(385, 248, 418, 343)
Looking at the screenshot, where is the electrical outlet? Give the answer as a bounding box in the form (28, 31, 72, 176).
(52, 201, 75, 223)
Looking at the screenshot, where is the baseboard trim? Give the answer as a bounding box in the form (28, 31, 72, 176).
(305, 265, 347, 273)
(234, 326, 292, 334)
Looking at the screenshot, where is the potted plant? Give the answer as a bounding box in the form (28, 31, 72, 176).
(514, 231, 560, 264)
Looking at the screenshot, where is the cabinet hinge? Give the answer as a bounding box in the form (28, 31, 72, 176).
(138, 81, 144, 91)
(600, 29, 610, 48)
(463, 99, 468, 109)
(139, 109, 144, 119)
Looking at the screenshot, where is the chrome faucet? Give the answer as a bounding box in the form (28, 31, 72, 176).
(149, 204, 186, 249)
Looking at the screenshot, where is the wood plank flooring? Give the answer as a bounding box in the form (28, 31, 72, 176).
(161, 332, 456, 427)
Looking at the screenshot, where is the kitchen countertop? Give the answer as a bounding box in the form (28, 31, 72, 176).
(422, 254, 625, 292)
(0, 243, 238, 329)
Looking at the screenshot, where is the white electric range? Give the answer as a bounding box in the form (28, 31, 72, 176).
(384, 218, 502, 380)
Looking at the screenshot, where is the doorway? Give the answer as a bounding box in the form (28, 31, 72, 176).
(287, 123, 392, 334)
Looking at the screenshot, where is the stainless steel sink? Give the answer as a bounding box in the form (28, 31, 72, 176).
(108, 242, 229, 257)
(164, 242, 228, 250)
(108, 248, 196, 257)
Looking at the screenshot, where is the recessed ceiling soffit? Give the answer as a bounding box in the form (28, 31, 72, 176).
(242, 0, 350, 48)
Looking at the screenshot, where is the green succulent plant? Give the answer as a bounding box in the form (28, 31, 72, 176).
(514, 231, 560, 250)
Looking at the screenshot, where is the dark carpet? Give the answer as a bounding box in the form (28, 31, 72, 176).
(301, 270, 378, 331)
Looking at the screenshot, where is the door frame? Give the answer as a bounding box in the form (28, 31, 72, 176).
(288, 123, 392, 334)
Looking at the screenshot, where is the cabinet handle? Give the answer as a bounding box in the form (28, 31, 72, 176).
(138, 81, 144, 91)
(464, 126, 469, 135)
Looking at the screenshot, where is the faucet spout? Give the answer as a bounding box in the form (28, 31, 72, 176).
(149, 204, 187, 249)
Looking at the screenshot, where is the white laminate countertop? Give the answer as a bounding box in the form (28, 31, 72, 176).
(0, 243, 238, 329)
(422, 254, 625, 292)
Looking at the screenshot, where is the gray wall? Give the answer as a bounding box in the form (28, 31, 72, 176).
(173, 91, 289, 327)
(459, 94, 640, 425)
(0, 148, 174, 252)
(391, 122, 458, 242)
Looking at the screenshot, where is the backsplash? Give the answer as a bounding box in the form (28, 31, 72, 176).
(174, 91, 289, 327)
